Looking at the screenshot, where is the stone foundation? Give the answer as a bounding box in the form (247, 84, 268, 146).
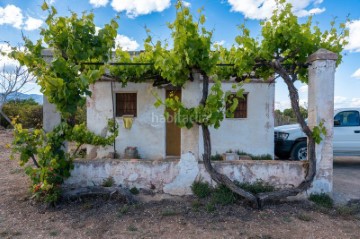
(65, 153, 306, 196)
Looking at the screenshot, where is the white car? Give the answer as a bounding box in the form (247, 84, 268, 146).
(274, 108, 360, 160)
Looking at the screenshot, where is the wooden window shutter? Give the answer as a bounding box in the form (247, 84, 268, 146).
(116, 93, 137, 117)
(226, 93, 248, 118)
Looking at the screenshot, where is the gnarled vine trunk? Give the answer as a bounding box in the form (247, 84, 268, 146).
(199, 72, 259, 208)
(198, 63, 317, 209)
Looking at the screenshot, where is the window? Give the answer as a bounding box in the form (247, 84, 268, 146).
(116, 93, 137, 117)
(226, 93, 248, 118)
(334, 111, 360, 127)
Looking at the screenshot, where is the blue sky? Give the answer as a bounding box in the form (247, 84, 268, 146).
(1, 0, 360, 110)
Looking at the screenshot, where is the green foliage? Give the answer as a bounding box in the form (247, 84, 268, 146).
(129, 187, 139, 195)
(1, 99, 42, 129)
(235, 180, 275, 194)
(11, 119, 118, 202)
(226, 0, 349, 83)
(191, 180, 212, 198)
(205, 202, 216, 212)
(297, 213, 312, 222)
(249, 154, 273, 161)
(234, 150, 272, 160)
(309, 193, 333, 208)
(212, 185, 236, 205)
(312, 121, 327, 144)
(210, 153, 223, 161)
(336, 204, 360, 217)
(8, 6, 119, 203)
(111, 1, 244, 130)
(102, 176, 115, 187)
(117, 204, 130, 218)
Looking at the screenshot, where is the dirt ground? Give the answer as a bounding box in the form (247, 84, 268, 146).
(1, 129, 360, 239)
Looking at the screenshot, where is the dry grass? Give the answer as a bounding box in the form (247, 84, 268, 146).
(1, 129, 360, 239)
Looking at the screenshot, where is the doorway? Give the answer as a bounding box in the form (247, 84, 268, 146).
(166, 90, 181, 156)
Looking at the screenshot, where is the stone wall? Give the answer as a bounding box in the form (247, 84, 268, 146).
(65, 153, 305, 196)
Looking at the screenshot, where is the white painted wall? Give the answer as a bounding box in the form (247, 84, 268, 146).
(199, 82, 275, 158)
(87, 81, 166, 159)
(66, 153, 305, 195)
(87, 80, 275, 160)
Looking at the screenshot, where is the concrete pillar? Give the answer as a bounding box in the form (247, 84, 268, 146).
(307, 49, 338, 194)
(43, 96, 61, 132)
(41, 49, 62, 133)
(181, 74, 202, 160)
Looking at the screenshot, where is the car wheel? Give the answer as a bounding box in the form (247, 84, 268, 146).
(291, 141, 307, 161)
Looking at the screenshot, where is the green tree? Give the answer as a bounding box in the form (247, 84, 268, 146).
(9, 2, 119, 203)
(222, 0, 348, 205)
(1, 99, 43, 129)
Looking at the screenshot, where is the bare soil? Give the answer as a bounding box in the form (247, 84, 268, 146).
(1, 129, 360, 239)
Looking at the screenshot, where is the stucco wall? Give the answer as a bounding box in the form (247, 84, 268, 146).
(87, 81, 166, 159)
(87, 79, 274, 160)
(65, 153, 305, 196)
(199, 82, 275, 157)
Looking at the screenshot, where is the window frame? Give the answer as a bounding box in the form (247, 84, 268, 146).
(225, 93, 248, 119)
(334, 110, 360, 127)
(115, 92, 138, 117)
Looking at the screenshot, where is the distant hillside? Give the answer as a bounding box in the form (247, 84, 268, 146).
(7, 92, 43, 104)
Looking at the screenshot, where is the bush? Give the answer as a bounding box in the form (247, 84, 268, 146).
(210, 153, 223, 161)
(1, 99, 42, 128)
(212, 184, 236, 205)
(235, 179, 275, 194)
(309, 193, 333, 208)
(191, 180, 212, 198)
(102, 177, 115, 187)
(129, 187, 139, 195)
(249, 154, 273, 160)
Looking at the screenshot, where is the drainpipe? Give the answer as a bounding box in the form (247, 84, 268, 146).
(111, 80, 117, 158)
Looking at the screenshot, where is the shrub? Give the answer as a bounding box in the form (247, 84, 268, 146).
(1, 99, 42, 128)
(309, 193, 333, 208)
(234, 150, 273, 160)
(191, 180, 212, 198)
(212, 184, 236, 205)
(129, 187, 139, 195)
(102, 177, 115, 187)
(235, 150, 248, 156)
(250, 154, 273, 160)
(235, 179, 275, 194)
(205, 202, 216, 212)
(210, 153, 223, 161)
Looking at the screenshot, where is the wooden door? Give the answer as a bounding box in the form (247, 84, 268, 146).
(166, 90, 181, 156)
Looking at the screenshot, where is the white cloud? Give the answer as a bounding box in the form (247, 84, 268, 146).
(345, 20, 360, 52)
(0, 4, 43, 31)
(24, 17, 43, 31)
(296, 7, 325, 17)
(89, 0, 109, 8)
(299, 85, 308, 93)
(96, 27, 139, 50)
(183, 1, 191, 7)
(111, 0, 171, 18)
(335, 96, 360, 108)
(214, 40, 226, 46)
(351, 68, 360, 79)
(0, 5, 23, 29)
(115, 35, 139, 51)
(275, 99, 307, 111)
(0, 44, 19, 71)
(227, 0, 325, 20)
